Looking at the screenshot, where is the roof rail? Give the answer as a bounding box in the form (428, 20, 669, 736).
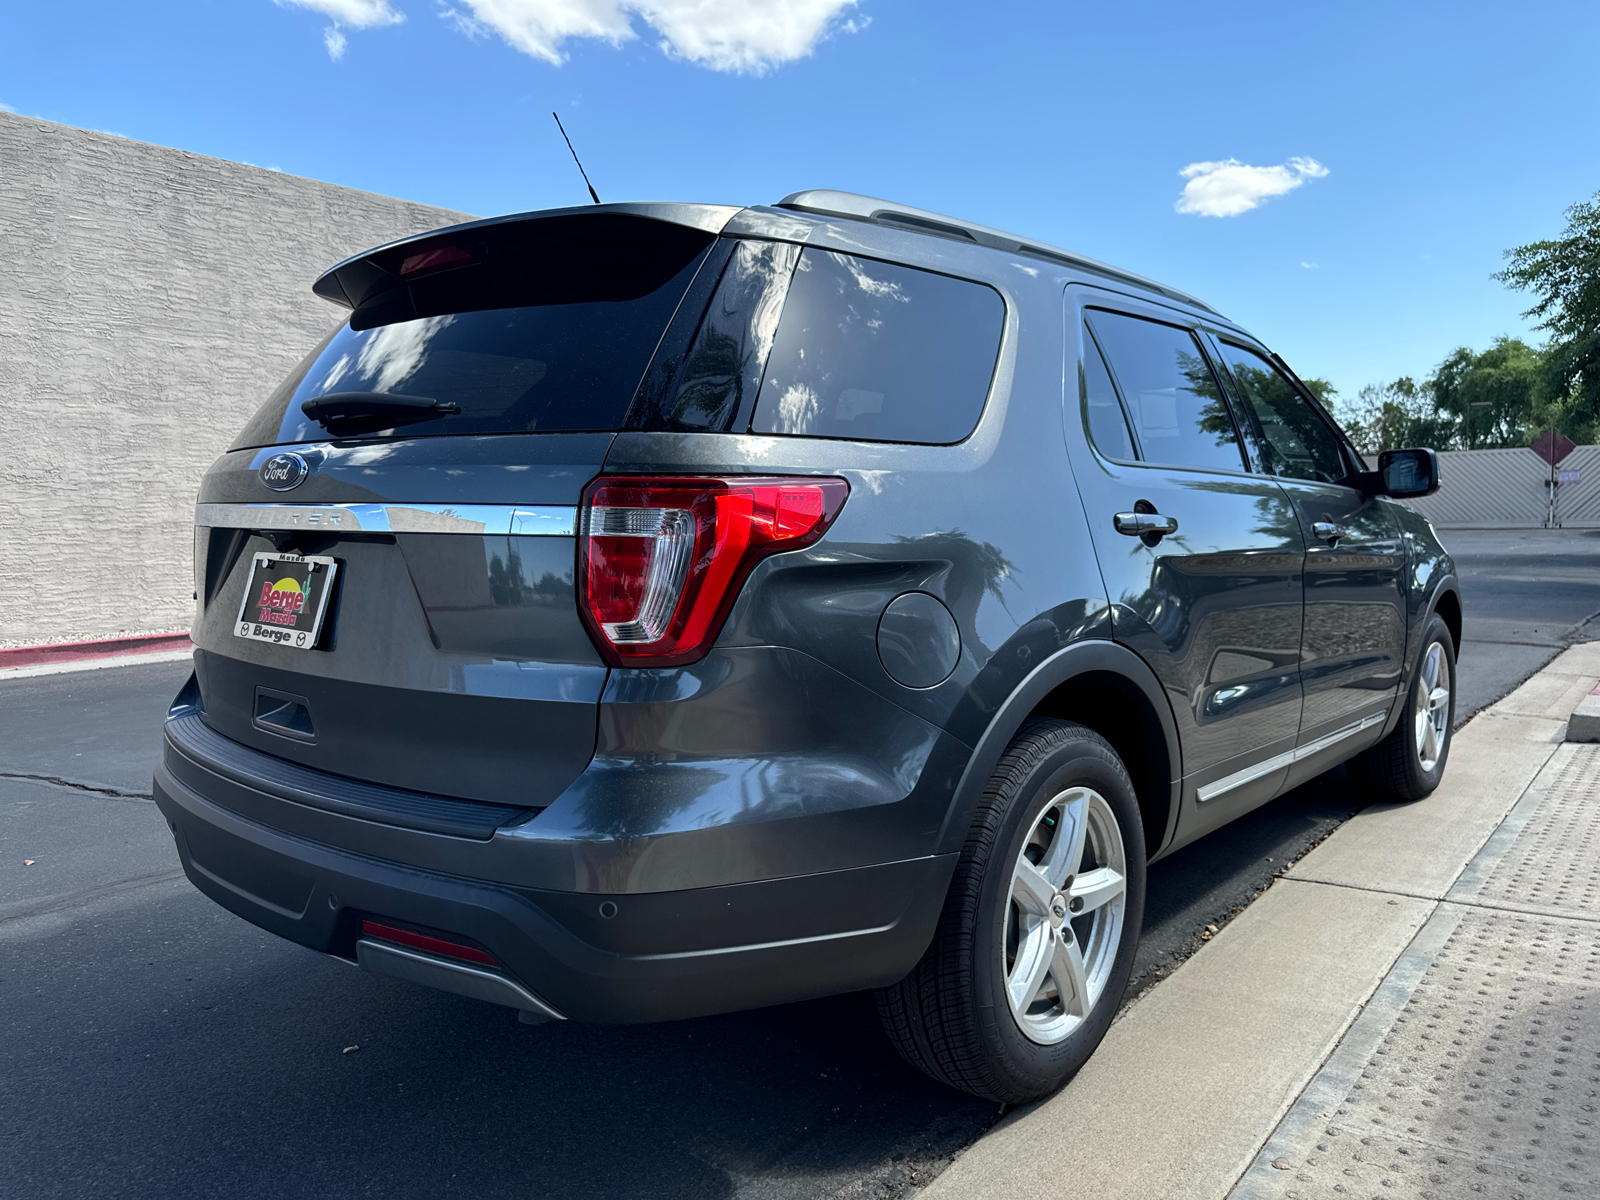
(775, 190, 1217, 315)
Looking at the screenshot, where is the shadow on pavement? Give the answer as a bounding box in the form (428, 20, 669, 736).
(0, 885, 991, 1200)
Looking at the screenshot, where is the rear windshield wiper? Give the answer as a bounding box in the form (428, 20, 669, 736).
(300, 392, 461, 433)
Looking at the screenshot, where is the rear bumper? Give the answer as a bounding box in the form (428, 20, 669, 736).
(153, 760, 954, 1023)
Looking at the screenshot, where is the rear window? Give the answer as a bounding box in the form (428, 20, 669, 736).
(750, 250, 1004, 444)
(231, 214, 714, 449)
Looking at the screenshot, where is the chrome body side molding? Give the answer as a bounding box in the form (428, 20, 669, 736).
(355, 938, 567, 1021)
(194, 503, 578, 537)
(1196, 712, 1387, 803)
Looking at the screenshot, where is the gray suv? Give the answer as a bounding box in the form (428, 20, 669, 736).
(155, 191, 1460, 1103)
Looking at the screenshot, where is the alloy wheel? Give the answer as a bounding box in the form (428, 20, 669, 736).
(1414, 641, 1451, 773)
(1003, 786, 1128, 1045)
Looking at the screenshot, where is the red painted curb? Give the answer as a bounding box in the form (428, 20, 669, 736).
(0, 632, 192, 669)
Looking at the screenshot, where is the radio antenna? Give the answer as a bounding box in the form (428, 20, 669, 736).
(551, 112, 601, 205)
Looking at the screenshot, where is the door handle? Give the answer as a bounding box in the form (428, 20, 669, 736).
(1312, 521, 1341, 545)
(1114, 511, 1179, 539)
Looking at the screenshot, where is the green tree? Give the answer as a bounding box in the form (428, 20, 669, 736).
(1495, 190, 1600, 437)
(1298, 377, 1338, 409)
(1340, 377, 1459, 453)
(1429, 337, 1544, 449)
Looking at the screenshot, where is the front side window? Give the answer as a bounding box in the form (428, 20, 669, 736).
(1087, 310, 1245, 472)
(1214, 342, 1347, 483)
(751, 249, 1004, 445)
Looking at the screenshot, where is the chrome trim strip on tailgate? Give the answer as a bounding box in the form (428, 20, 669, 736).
(1195, 712, 1387, 803)
(194, 503, 577, 537)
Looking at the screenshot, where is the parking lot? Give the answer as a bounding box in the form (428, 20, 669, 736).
(4, 526, 1597, 1200)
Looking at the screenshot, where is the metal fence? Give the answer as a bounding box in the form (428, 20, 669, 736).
(1401, 445, 1600, 528)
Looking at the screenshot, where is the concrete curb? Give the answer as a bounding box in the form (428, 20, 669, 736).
(0, 631, 190, 668)
(1569, 682, 1600, 741)
(0, 633, 192, 680)
(914, 643, 1600, 1200)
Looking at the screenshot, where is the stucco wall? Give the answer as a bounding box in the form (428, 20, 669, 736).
(0, 113, 473, 644)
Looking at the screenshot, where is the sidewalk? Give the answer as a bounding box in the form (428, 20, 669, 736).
(917, 641, 1600, 1200)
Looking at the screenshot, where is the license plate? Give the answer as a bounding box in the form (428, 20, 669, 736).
(233, 553, 339, 650)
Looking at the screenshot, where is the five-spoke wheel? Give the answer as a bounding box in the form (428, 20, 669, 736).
(1414, 640, 1451, 773)
(876, 719, 1145, 1103)
(1350, 614, 1457, 801)
(1004, 786, 1127, 1044)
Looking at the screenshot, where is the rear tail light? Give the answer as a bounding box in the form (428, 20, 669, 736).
(578, 475, 849, 668)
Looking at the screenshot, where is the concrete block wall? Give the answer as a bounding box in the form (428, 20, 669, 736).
(0, 113, 473, 645)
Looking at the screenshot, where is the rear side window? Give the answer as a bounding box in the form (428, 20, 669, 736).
(1214, 342, 1348, 484)
(1087, 310, 1245, 473)
(1081, 330, 1135, 461)
(751, 250, 1004, 444)
(652, 239, 801, 432)
(231, 215, 714, 449)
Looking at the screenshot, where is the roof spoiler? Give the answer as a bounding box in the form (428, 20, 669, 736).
(311, 202, 742, 310)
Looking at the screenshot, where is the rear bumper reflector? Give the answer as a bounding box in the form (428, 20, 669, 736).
(360, 919, 496, 965)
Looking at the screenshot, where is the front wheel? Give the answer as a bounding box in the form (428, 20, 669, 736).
(875, 719, 1146, 1103)
(1348, 613, 1456, 801)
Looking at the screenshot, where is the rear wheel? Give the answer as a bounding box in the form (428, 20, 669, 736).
(876, 719, 1146, 1103)
(1348, 614, 1456, 801)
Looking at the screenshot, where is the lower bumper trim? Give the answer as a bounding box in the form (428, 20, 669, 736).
(355, 938, 567, 1022)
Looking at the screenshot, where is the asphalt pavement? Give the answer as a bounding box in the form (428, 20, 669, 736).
(3, 525, 1597, 1200)
(1445, 526, 1600, 718)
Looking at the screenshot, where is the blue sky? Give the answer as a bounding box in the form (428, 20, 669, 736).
(3, 0, 1596, 406)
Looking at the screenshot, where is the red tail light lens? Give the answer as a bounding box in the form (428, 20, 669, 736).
(579, 475, 849, 668)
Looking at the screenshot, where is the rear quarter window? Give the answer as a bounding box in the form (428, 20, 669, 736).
(750, 250, 1004, 445)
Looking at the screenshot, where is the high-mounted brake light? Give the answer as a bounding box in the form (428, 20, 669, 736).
(578, 476, 849, 668)
(397, 241, 476, 278)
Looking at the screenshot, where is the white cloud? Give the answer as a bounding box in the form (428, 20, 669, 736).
(278, 0, 404, 60)
(1301, 261, 1319, 269)
(281, 0, 405, 25)
(1175, 156, 1329, 218)
(0, 101, 15, 113)
(443, 0, 861, 73)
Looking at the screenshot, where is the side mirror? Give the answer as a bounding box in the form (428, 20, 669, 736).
(1376, 448, 1440, 498)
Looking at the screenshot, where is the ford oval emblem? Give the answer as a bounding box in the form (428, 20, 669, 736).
(260, 452, 309, 492)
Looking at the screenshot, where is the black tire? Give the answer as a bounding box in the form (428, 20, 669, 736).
(1348, 613, 1457, 802)
(875, 718, 1146, 1103)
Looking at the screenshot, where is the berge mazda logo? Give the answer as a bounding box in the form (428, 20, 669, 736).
(259, 453, 309, 491)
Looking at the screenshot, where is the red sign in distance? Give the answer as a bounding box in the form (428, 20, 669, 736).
(1532, 427, 1577, 466)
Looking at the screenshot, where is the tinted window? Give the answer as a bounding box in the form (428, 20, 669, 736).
(751, 250, 1004, 444)
(1215, 342, 1347, 483)
(231, 217, 713, 449)
(1087, 311, 1245, 472)
(653, 240, 801, 432)
(1081, 330, 1135, 460)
